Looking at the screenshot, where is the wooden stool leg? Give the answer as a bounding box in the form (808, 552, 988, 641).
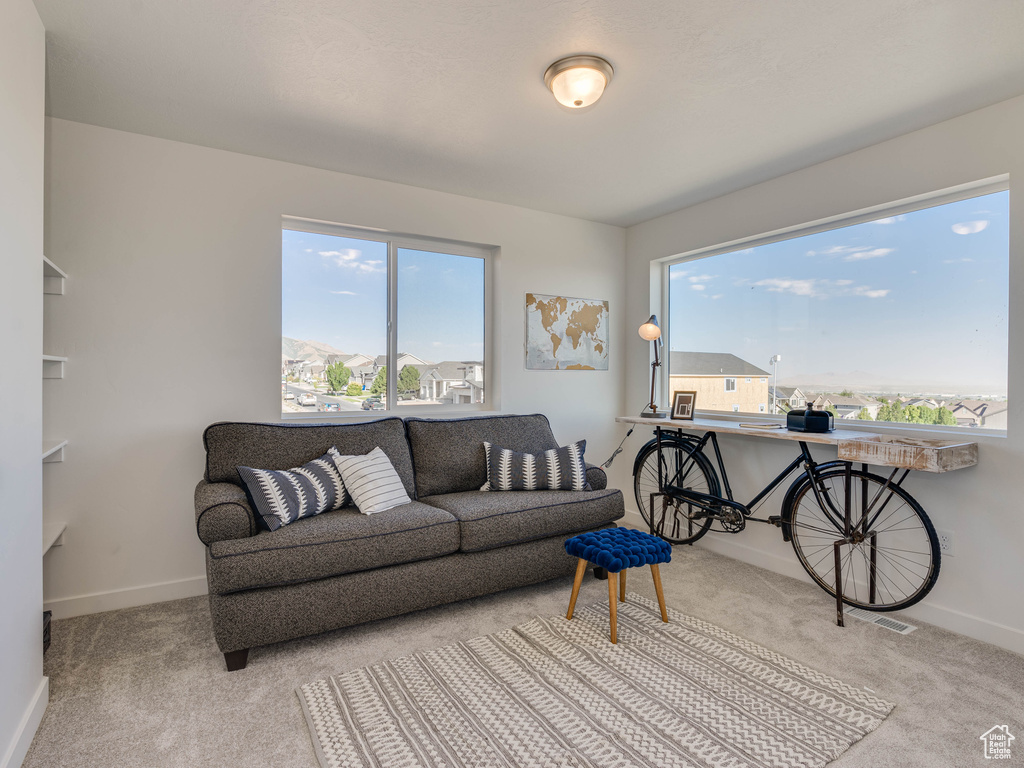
(619, 569, 626, 602)
(607, 572, 618, 644)
(650, 564, 669, 623)
(566, 558, 588, 620)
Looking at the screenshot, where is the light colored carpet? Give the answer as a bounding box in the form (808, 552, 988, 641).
(300, 593, 893, 768)
(24, 548, 1024, 768)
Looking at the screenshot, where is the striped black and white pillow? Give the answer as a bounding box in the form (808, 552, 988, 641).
(237, 449, 349, 532)
(331, 446, 411, 515)
(481, 440, 590, 492)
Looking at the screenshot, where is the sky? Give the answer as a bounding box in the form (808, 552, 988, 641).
(282, 229, 484, 363)
(668, 190, 1009, 396)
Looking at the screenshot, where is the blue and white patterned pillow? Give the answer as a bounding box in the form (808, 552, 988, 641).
(481, 440, 590, 492)
(237, 448, 349, 532)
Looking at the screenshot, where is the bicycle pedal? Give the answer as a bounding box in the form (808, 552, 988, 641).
(767, 515, 782, 527)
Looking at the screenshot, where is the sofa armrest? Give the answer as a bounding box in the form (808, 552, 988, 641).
(585, 463, 608, 491)
(195, 480, 257, 546)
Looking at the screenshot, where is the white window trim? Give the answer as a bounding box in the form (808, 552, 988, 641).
(281, 216, 497, 420)
(656, 175, 1009, 438)
(724, 377, 736, 392)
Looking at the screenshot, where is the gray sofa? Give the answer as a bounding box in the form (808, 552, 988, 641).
(194, 413, 624, 670)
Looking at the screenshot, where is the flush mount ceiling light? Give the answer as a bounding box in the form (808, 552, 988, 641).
(543, 55, 614, 109)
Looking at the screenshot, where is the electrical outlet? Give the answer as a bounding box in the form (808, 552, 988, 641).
(936, 528, 955, 557)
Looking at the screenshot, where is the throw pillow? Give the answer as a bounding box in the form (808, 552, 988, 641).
(237, 450, 349, 532)
(331, 446, 411, 514)
(481, 440, 590, 492)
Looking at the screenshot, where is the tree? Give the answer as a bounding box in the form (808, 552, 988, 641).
(856, 407, 873, 421)
(839, 389, 854, 397)
(398, 365, 421, 395)
(935, 406, 957, 426)
(346, 382, 362, 396)
(369, 366, 387, 395)
(825, 405, 838, 418)
(325, 362, 351, 393)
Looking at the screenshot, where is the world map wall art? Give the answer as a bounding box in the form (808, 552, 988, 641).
(525, 293, 609, 370)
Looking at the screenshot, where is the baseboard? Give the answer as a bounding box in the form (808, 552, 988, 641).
(619, 506, 1024, 656)
(44, 575, 208, 619)
(1, 677, 47, 768)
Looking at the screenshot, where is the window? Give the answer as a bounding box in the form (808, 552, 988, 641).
(724, 378, 737, 392)
(667, 184, 1009, 429)
(281, 219, 490, 416)
(745, 377, 751, 383)
(732, 405, 740, 412)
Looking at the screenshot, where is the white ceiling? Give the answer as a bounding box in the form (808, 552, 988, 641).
(34, 0, 1024, 227)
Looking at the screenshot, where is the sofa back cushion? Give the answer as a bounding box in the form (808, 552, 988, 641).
(405, 414, 559, 497)
(203, 419, 416, 498)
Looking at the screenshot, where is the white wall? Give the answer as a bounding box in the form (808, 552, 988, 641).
(41, 118, 626, 616)
(0, 1, 47, 766)
(625, 95, 1024, 654)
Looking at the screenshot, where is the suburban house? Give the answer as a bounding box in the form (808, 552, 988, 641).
(669, 352, 770, 414)
(812, 394, 883, 421)
(418, 361, 485, 404)
(768, 385, 809, 414)
(5, 3, 1024, 768)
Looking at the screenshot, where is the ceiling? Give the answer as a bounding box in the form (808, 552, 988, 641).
(34, 0, 1024, 227)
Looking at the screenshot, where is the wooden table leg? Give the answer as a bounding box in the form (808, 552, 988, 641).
(650, 564, 669, 622)
(608, 572, 618, 644)
(619, 569, 626, 602)
(566, 558, 587, 620)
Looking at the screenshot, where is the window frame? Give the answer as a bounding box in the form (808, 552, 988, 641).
(657, 175, 1009, 436)
(281, 215, 496, 419)
(724, 377, 737, 392)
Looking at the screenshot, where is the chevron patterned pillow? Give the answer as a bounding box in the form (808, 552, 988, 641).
(481, 440, 590, 492)
(237, 448, 349, 532)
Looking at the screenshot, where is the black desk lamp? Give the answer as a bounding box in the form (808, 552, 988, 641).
(639, 314, 666, 418)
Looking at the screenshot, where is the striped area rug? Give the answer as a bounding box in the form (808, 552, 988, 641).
(298, 594, 893, 768)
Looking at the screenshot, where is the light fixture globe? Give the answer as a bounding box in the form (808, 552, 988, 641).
(638, 314, 661, 341)
(544, 55, 614, 109)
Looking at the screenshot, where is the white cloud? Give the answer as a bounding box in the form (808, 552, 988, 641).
(330, 290, 357, 295)
(952, 220, 989, 235)
(669, 269, 688, 280)
(753, 278, 819, 296)
(688, 274, 716, 282)
(320, 249, 360, 262)
(711, 294, 723, 300)
(852, 286, 890, 298)
(834, 279, 854, 286)
(942, 257, 975, 264)
(874, 215, 906, 224)
(690, 284, 706, 291)
(843, 247, 893, 262)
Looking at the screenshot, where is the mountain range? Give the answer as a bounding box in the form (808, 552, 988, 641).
(282, 337, 345, 363)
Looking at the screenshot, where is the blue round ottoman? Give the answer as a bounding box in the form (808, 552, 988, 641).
(564, 527, 672, 643)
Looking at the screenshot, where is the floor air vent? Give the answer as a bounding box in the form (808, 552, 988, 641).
(844, 606, 917, 635)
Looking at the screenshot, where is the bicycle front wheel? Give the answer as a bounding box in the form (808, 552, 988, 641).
(787, 467, 940, 612)
(633, 439, 719, 545)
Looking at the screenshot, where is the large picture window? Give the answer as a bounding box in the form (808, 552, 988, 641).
(667, 184, 1009, 431)
(281, 218, 489, 416)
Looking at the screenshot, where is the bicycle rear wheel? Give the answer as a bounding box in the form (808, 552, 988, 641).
(633, 439, 719, 544)
(787, 467, 940, 611)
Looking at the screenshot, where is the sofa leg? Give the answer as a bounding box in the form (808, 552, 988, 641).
(224, 649, 249, 671)
(593, 567, 608, 581)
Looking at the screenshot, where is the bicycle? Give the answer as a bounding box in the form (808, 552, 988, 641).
(630, 424, 942, 622)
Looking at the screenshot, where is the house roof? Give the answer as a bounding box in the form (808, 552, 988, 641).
(669, 352, 770, 378)
(422, 361, 484, 381)
(769, 385, 802, 399)
(821, 395, 878, 407)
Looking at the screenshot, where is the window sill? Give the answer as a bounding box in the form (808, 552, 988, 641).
(280, 403, 497, 421)
(687, 410, 1007, 441)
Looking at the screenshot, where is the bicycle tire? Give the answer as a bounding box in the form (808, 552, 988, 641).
(786, 466, 940, 611)
(633, 438, 720, 545)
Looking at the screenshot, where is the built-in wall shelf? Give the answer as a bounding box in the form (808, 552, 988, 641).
(42, 440, 68, 463)
(42, 354, 67, 379)
(43, 522, 67, 556)
(43, 256, 67, 295)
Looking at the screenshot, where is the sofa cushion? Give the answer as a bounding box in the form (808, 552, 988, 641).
(332, 447, 411, 514)
(420, 488, 624, 553)
(406, 414, 559, 497)
(482, 440, 590, 492)
(203, 419, 416, 498)
(206, 501, 459, 594)
(237, 450, 349, 532)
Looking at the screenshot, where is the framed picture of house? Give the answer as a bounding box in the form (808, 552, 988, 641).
(671, 391, 696, 421)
